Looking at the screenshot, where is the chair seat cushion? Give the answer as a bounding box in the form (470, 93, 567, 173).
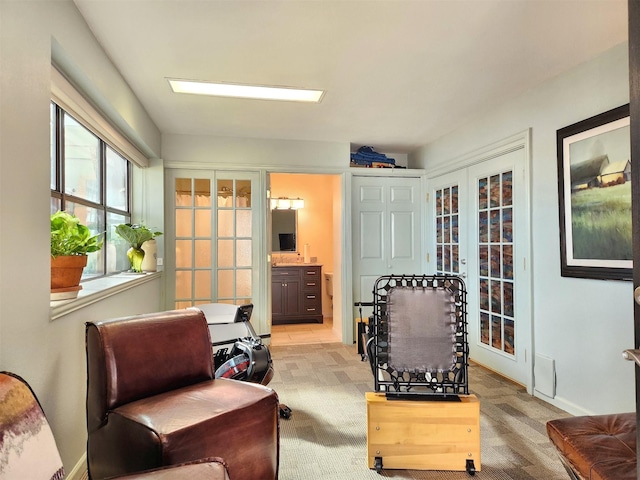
(100, 378, 278, 480)
(113, 458, 230, 480)
(546, 413, 636, 480)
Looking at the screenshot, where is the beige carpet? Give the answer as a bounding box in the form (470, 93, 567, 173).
(269, 342, 571, 480)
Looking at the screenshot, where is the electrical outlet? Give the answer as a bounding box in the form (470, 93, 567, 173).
(156, 258, 163, 266)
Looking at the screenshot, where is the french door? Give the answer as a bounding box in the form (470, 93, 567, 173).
(429, 140, 532, 390)
(166, 169, 265, 333)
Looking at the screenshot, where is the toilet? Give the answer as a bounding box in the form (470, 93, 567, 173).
(324, 272, 333, 299)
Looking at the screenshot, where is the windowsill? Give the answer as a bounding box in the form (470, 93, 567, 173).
(50, 271, 163, 321)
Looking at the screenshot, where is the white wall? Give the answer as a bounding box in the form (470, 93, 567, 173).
(0, 1, 164, 471)
(412, 42, 634, 415)
(163, 133, 349, 168)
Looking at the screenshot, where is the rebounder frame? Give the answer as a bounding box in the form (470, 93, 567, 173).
(367, 274, 469, 398)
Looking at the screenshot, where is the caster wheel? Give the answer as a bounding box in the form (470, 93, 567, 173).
(374, 456, 383, 474)
(466, 459, 476, 476)
(279, 405, 292, 419)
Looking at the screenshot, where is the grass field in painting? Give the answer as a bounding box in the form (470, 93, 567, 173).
(570, 182, 632, 260)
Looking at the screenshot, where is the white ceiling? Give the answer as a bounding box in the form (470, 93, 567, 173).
(73, 0, 628, 154)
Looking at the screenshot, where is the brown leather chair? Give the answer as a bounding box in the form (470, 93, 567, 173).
(547, 413, 636, 480)
(86, 309, 280, 480)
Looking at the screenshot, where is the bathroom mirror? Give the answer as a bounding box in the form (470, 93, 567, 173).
(272, 210, 297, 252)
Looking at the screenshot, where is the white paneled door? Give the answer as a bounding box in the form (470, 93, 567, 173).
(429, 141, 532, 391)
(351, 175, 423, 307)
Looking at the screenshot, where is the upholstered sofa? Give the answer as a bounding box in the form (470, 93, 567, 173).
(86, 308, 280, 480)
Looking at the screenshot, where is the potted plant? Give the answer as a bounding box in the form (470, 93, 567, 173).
(50, 211, 104, 300)
(115, 223, 162, 273)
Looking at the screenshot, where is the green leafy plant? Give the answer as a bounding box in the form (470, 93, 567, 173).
(115, 224, 163, 249)
(115, 223, 163, 272)
(51, 211, 104, 258)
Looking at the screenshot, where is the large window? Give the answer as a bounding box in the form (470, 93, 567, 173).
(50, 101, 132, 279)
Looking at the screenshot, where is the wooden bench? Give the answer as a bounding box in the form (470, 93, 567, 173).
(546, 413, 636, 480)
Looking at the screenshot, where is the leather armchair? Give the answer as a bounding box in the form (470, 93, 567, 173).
(86, 309, 279, 480)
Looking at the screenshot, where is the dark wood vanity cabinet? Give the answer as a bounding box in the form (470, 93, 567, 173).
(272, 265, 323, 324)
(271, 273, 300, 320)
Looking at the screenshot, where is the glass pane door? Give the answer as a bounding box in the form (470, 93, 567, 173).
(216, 178, 253, 305)
(435, 185, 461, 275)
(171, 172, 257, 309)
(174, 176, 213, 309)
(477, 171, 515, 355)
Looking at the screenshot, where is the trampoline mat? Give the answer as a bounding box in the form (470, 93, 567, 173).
(386, 286, 457, 373)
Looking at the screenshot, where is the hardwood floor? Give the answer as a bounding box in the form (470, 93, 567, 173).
(270, 317, 341, 346)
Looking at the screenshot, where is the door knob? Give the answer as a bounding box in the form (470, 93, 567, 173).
(460, 272, 467, 278)
(622, 349, 640, 366)
(634, 286, 640, 305)
(461, 258, 467, 265)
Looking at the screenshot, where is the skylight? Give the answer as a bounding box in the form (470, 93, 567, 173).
(168, 79, 324, 103)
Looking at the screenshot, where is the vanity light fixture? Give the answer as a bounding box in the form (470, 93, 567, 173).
(270, 197, 304, 210)
(290, 198, 305, 209)
(168, 79, 324, 103)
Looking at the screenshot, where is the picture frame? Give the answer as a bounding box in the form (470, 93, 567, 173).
(557, 104, 631, 280)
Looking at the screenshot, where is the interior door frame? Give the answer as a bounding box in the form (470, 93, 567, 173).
(425, 130, 534, 393)
(627, 0, 640, 475)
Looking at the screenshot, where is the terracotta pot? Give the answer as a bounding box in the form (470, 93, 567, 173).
(51, 255, 87, 299)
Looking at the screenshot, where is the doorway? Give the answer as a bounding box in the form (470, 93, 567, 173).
(269, 172, 343, 345)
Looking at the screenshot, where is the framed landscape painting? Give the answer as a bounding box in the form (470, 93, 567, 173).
(557, 104, 631, 280)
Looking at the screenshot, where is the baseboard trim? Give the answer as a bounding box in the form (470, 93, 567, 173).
(66, 452, 87, 480)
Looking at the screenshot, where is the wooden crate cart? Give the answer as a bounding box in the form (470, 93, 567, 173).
(365, 274, 480, 476)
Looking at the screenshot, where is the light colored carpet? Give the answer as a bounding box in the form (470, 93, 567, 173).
(269, 342, 571, 480)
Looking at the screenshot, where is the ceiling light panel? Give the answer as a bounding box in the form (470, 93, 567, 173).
(168, 79, 323, 103)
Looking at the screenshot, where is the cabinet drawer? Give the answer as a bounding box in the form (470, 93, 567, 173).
(272, 267, 299, 279)
(303, 301, 321, 314)
(304, 293, 321, 308)
(303, 279, 320, 290)
(303, 267, 320, 280)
